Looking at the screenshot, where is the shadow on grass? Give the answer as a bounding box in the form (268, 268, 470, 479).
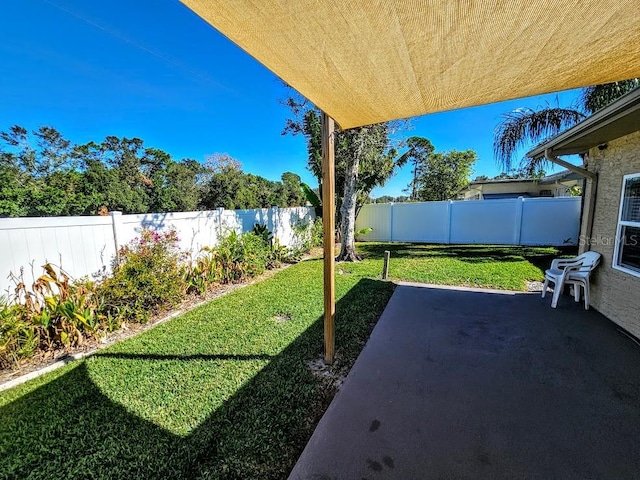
(357, 243, 577, 271)
(0, 278, 394, 480)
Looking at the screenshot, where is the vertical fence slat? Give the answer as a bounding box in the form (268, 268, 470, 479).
(389, 203, 394, 242)
(446, 200, 453, 244)
(514, 197, 524, 245)
(110, 211, 123, 262)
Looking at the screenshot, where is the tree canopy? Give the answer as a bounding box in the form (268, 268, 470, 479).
(367, 195, 411, 204)
(199, 154, 305, 210)
(0, 125, 306, 217)
(411, 149, 477, 201)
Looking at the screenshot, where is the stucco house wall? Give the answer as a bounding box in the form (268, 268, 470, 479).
(580, 129, 640, 338)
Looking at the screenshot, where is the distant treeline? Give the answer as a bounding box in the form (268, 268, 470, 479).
(0, 126, 306, 217)
(367, 195, 411, 204)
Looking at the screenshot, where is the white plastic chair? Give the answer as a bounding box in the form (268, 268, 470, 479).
(541, 251, 601, 310)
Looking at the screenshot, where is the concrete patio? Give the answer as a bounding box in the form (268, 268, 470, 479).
(289, 283, 640, 479)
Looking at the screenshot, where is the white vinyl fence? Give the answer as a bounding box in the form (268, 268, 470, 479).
(0, 206, 314, 297)
(356, 197, 581, 246)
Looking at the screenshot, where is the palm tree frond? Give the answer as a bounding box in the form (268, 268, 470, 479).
(493, 107, 584, 172)
(580, 79, 640, 114)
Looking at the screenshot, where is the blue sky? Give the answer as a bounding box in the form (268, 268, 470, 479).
(2, 0, 583, 198)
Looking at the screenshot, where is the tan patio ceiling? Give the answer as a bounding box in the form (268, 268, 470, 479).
(181, 0, 640, 129)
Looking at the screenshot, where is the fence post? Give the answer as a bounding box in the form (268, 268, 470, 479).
(446, 200, 453, 244)
(514, 197, 525, 245)
(216, 207, 224, 241)
(389, 202, 394, 242)
(270, 205, 278, 242)
(110, 211, 123, 262)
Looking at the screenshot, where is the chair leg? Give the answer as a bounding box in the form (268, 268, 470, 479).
(551, 281, 562, 308)
(583, 281, 590, 310)
(573, 283, 581, 302)
(542, 278, 549, 298)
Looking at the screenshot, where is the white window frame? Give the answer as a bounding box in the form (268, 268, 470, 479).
(613, 173, 640, 278)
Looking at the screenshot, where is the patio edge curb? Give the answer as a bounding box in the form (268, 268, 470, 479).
(396, 281, 522, 295)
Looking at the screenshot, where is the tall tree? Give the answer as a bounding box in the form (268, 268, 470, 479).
(335, 123, 405, 260)
(101, 136, 150, 213)
(164, 159, 202, 212)
(0, 126, 90, 216)
(140, 148, 201, 212)
(494, 107, 585, 173)
(74, 141, 123, 214)
(412, 149, 477, 201)
(199, 155, 304, 210)
(403, 137, 435, 200)
(200, 156, 247, 209)
(494, 79, 639, 172)
(283, 99, 410, 261)
(281, 172, 305, 207)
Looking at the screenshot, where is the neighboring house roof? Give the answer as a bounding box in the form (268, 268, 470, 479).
(539, 170, 583, 184)
(469, 177, 537, 185)
(467, 170, 578, 187)
(528, 87, 640, 159)
(483, 193, 532, 200)
(459, 170, 581, 199)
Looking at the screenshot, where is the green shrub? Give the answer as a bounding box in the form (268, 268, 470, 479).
(240, 232, 270, 277)
(100, 229, 185, 323)
(0, 300, 37, 369)
(252, 223, 273, 247)
(215, 231, 269, 283)
(251, 223, 286, 268)
(214, 231, 248, 283)
(268, 239, 290, 268)
(310, 217, 324, 247)
(355, 227, 373, 241)
(8, 264, 110, 352)
(183, 247, 222, 295)
(184, 231, 273, 294)
(291, 217, 323, 253)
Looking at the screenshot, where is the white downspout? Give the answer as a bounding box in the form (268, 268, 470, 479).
(544, 149, 598, 251)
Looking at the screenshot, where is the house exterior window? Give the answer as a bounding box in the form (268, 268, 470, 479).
(614, 174, 640, 277)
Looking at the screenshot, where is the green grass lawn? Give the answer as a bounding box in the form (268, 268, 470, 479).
(356, 243, 570, 291)
(0, 243, 565, 479)
(0, 259, 394, 480)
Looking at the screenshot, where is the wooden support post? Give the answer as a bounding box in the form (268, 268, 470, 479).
(382, 250, 390, 279)
(321, 112, 336, 365)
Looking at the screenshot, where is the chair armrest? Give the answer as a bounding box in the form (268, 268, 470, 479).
(551, 257, 581, 270)
(563, 261, 586, 275)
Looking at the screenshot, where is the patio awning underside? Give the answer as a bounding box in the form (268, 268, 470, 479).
(182, 0, 640, 129)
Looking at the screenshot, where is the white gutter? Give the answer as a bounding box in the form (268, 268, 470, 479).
(543, 149, 597, 180)
(544, 149, 597, 250)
